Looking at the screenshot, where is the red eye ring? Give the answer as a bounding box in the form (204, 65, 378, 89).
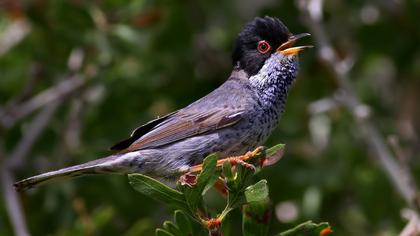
(257, 40, 271, 54)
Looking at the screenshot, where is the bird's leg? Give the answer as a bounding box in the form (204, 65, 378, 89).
(227, 158, 256, 172)
(181, 147, 265, 198)
(189, 146, 265, 173)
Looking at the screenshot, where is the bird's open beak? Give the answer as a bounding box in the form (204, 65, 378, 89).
(277, 33, 313, 56)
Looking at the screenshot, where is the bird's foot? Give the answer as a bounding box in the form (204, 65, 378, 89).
(181, 147, 265, 198)
(226, 158, 256, 171)
(188, 146, 264, 173)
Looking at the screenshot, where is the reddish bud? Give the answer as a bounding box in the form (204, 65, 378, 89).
(206, 218, 221, 230)
(179, 173, 197, 187)
(320, 227, 333, 236)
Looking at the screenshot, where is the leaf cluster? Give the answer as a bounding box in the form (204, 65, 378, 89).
(129, 144, 331, 236)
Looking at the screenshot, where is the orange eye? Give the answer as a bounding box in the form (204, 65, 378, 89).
(257, 40, 271, 54)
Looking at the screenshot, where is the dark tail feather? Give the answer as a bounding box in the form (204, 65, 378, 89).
(14, 155, 124, 191)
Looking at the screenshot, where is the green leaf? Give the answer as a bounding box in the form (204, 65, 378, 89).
(265, 144, 285, 157)
(264, 144, 285, 166)
(155, 228, 175, 236)
(277, 221, 331, 236)
(230, 160, 255, 192)
(182, 153, 218, 213)
(223, 159, 241, 194)
(128, 174, 189, 212)
(242, 179, 271, 236)
(242, 200, 271, 236)
(174, 210, 193, 236)
(222, 160, 234, 180)
(163, 221, 182, 236)
(196, 153, 219, 193)
(244, 180, 269, 203)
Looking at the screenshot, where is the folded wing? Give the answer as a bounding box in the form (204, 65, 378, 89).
(110, 108, 243, 153)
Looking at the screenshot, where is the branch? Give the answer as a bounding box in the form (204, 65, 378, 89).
(0, 75, 86, 128)
(400, 209, 420, 236)
(1, 48, 88, 236)
(0, 18, 31, 57)
(0, 48, 88, 129)
(297, 0, 419, 212)
(307, 96, 340, 114)
(8, 101, 60, 170)
(0, 147, 29, 236)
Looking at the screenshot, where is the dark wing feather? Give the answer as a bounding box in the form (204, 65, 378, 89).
(115, 108, 243, 153)
(110, 112, 174, 151)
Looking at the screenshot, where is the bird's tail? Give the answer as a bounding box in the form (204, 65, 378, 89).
(14, 154, 128, 191)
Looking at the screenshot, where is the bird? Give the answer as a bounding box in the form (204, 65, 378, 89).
(14, 16, 311, 191)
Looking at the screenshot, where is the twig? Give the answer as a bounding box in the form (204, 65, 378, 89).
(1, 170, 29, 236)
(7, 48, 85, 169)
(0, 18, 31, 57)
(4, 63, 43, 109)
(8, 101, 60, 170)
(0, 48, 87, 129)
(400, 209, 420, 236)
(0, 147, 29, 236)
(64, 99, 83, 151)
(0, 75, 86, 128)
(1, 48, 87, 236)
(297, 0, 419, 212)
(307, 96, 340, 114)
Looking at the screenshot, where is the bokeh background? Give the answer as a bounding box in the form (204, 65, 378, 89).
(1, 0, 419, 235)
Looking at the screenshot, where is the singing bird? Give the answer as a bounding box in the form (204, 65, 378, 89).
(15, 16, 311, 191)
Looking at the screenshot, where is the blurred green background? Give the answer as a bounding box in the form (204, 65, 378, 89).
(1, 0, 419, 235)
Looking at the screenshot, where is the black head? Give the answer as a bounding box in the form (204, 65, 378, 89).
(232, 16, 291, 76)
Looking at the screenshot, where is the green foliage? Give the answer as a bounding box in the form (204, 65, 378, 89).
(242, 180, 271, 236)
(128, 174, 189, 213)
(265, 144, 285, 157)
(155, 211, 193, 236)
(181, 153, 219, 214)
(244, 180, 269, 203)
(155, 228, 175, 236)
(130, 144, 331, 235)
(277, 221, 330, 236)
